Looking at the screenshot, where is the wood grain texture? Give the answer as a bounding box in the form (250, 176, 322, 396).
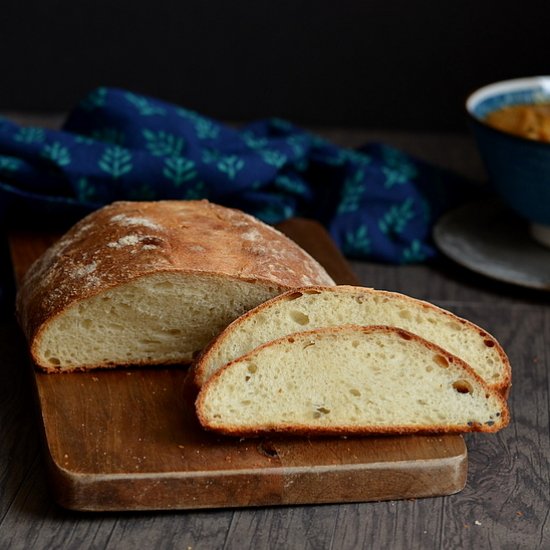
(8, 219, 467, 511)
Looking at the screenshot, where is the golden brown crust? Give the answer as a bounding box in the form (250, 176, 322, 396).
(16, 201, 335, 368)
(197, 423, 504, 437)
(191, 285, 512, 393)
(195, 325, 510, 437)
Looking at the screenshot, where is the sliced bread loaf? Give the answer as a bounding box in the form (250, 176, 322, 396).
(192, 286, 511, 393)
(196, 325, 509, 436)
(16, 200, 334, 372)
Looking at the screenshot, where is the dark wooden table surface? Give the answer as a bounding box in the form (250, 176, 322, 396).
(1, 115, 548, 549)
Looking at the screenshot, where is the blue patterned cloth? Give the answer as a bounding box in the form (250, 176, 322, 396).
(0, 87, 472, 264)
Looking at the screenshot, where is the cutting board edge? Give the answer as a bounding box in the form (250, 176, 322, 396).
(44, 442, 468, 511)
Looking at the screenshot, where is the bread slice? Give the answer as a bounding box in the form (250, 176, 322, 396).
(193, 286, 511, 394)
(196, 326, 509, 436)
(16, 200, 334, 372)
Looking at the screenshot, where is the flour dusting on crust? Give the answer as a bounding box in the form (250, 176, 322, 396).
(110, 214, 163, 231)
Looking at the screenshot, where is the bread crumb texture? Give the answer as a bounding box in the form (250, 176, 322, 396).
(194, 285, 510, 393)
(16, 200, 334, 371)
(196, 326, 509, 436)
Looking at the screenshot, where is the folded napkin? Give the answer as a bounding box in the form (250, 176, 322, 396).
(0, 87, 471, 264)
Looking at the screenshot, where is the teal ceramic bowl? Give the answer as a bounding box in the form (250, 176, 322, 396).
(466, 76, 550, 247)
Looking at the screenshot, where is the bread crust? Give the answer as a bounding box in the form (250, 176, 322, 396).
(195, 325, 510, 437)
(192, 285, 512, 394)
(16, 201, 334, 371)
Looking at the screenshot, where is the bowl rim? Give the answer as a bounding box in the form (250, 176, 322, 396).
(465, 75, 550, 116)
(465, 76, 550, 148)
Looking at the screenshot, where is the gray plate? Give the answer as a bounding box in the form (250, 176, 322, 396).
(433, 199, 550, 290)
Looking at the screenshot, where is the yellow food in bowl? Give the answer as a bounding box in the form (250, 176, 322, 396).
(485, 103, 550, 143)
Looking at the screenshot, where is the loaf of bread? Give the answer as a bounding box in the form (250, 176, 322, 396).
(16, 200, 335, 372)
(192, 285, 511, 394)
(195, 325, 509, 436)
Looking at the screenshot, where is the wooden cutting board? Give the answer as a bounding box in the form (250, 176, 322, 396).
(9, 219, 467, 511)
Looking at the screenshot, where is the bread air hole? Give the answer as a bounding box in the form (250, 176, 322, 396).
(433, 354, 449, 368)
(313, 406, 331, 419)
(138, 338, 162, 345)
(290, 310, 310, 325)
(247, 363, 257, 374)
(351, 340, 360, 348)
(399, 309, 412, 320)
(446, 321, 462, 331)
(453, 380, 473, 394)
(484, 339, 495, 348)
(286, 291, 304, 301)
(47, 357, 61, 366)
(349, 388, 361, 397)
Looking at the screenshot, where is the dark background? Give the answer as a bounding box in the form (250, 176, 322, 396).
(1, 1, 548, 130)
